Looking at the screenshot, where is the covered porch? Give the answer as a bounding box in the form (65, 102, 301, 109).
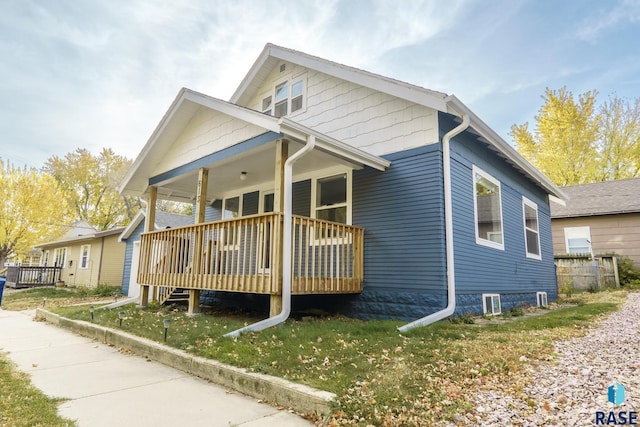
(119, 89, 389, 315)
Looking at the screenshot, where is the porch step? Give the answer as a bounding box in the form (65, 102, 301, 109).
(165, 289, 190, 303)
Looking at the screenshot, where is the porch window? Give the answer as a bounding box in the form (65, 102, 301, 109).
(473, 166, 504, 250)
(53, 248, 67, 268)
(315, 173, 348, 224)
(565, 226, 591, 254)
(222, 196, 240, 219)
(41, 250, 50, 267)
(261, 75, 305, 117)
(80, 245, 91, 269)
(522, 197, 541, 259)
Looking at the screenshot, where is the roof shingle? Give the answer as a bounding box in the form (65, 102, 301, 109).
(550, 177, 640, 218)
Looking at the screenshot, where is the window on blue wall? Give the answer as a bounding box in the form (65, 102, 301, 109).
(473, 166, 504, 250)
(522, 197, 541, 259)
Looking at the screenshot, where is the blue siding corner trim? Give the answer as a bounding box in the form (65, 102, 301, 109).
(149, 131, 281, 186)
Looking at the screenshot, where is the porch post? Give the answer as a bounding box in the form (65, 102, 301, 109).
(189, 167, 208, 315)
(140, 186, 157, 307)
(270, 139, 288, 317)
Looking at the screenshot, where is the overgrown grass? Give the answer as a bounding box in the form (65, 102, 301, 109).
(0, 353, 76, 427)
(51, 290, 629, 426)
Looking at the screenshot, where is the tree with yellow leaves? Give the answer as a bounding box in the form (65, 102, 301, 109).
(43, 148, 142, 231)
(511, 88, 640, 186)
(0, 159, 70, 267)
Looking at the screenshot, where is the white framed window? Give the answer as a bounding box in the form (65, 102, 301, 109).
(564, 226, 591, 254)
(80, 244, 90, 269)
(537, 291, 548, 307)
(261, 74, 306, 117)
(221, 196, 241, 248)
(473, 166, 504, 250)
(41, 250, 50, 267)
(522, 197, 541, 260)
(53, 247, 67, 268)
(482, 293, 502, 315)
(312, 172, 351, 225)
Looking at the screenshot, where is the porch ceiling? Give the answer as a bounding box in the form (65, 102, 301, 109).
(151, 138, 372, 203)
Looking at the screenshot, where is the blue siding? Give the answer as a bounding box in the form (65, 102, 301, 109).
(441, 113, 558, 314)
(345, 145, 448, 319)
(120, 220, 146, 295)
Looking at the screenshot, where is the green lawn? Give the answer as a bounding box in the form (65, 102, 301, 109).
(48, 290, 628, 426)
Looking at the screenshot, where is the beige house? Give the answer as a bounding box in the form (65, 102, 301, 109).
(551, 178, 640, 266)
(35, 221, 126, 288)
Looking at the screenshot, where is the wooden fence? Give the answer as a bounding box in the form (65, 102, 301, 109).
(555, 255, 619, 290)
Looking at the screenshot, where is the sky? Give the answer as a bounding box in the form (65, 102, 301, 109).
(1, 0, 640, 169)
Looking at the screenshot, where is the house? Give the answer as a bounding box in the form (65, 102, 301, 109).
(119, 210, 192, 298)
(34, 221, 126, 288)
(551, 178, 640, 266)
(118, 44, 564, 330)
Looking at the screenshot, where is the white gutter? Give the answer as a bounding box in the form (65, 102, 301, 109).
(398, 113, 470, 333)
(225, 135, 316, 337)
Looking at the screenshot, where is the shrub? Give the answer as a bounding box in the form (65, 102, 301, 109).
(616, 256, 640, 286)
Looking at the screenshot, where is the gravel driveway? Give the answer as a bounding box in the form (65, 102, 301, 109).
(458, 292, 640, 426)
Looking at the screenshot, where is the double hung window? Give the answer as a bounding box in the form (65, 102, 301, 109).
(261, 74, 305, 117)
(522, 197, 541, 259)
(473, 166, 504, 250)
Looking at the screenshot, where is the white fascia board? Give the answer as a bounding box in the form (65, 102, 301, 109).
(118, 211, 145, 242)
(229, 44, 273, 104)
(445, 95, 566, 200)
(119, 88, 192, 195)
(279, 118, 390, 171)
(269, 45, 448, 112)
(182, 89, 280, 133)
(230, 43, 448, 113)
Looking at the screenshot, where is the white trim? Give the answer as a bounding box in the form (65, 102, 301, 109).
(522, 196, 542, 260)
(536, 291, 548, 307)
(472, 166, 504, 250)
(482, 293, 502, 315)
(79, 244, 91, 269)
(53, 247, 68, 269)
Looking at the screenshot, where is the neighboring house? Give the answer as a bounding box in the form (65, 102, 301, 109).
(119, 210, 192, 297)
(551, 178, 640, 266)
(118, 44, 563, 322)
(35, 221, 126, 288)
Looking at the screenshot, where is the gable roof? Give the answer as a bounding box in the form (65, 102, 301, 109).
(231, 44, 564, 199)
(118, 87, 391, 199)
(119, 210, 193, 241)
(35, 225, 125, 249)
(550, 178, 640, 218)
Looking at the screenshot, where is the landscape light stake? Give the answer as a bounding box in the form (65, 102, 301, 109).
(113, 292, 119, 302)
(163, 318, 171, 342)
(118, 311, 125, 327)
(89, 305, 95, 321)
(42, 297, 47, 307)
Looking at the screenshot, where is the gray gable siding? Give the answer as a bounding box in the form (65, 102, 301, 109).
(442, 113, 557, 313)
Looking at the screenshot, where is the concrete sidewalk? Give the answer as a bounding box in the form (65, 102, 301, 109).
(0, 309, 315, 427)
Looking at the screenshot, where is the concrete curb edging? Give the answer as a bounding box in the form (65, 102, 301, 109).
(35, 309, 335, 417)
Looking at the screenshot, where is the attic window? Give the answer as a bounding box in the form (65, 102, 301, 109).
(261, 75, 306, 117)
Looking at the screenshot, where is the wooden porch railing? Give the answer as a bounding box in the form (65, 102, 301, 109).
(5, 266, 63, 288)
(138, 213, 364, 295)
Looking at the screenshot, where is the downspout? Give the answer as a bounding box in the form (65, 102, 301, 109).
(225, 135, 316, 337)
(398, 113, 470, 332)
